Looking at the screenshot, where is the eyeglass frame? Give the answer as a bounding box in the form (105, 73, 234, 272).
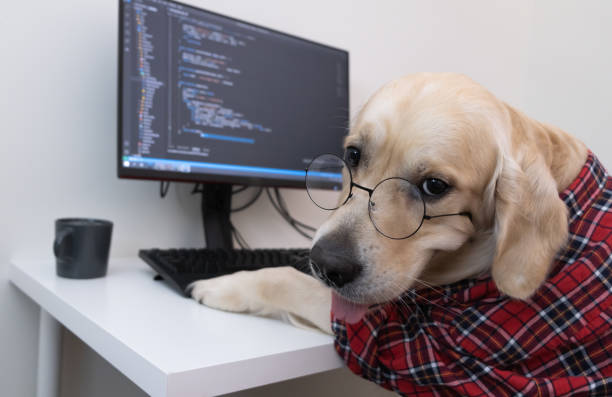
(305, 153, 473, 240)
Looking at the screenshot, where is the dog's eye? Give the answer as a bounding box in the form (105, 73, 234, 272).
(344, 147, 361, 167)
(421, 178, 449, 196)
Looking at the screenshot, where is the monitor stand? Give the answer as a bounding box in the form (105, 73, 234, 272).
(200, 183, 233, 250)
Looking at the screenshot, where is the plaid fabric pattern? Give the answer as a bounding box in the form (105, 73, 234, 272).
(332, 152, 612, 396)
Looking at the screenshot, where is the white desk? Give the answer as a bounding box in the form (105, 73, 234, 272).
(9, 258, 343, 397)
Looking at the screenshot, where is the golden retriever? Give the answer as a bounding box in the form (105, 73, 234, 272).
(189, 72, 587, 335)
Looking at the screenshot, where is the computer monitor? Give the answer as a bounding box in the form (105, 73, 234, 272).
(118, 0, 349, 248)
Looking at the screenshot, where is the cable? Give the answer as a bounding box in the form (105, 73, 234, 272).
(190, 183, 254, 247)
(230, 221, 250, 249)
(232, 185, 249, 194)
(266, 188, 316, 239)
(269, 188, 316, 233)
(273, 188, 316, 231)
(191, 183, 203, 195)
(190, 183, 308, 245)
(160, 181, 170, 198)
(231, 187, 263, 212)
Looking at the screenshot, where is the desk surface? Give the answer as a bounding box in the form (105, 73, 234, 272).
(9, 258, 342, 397)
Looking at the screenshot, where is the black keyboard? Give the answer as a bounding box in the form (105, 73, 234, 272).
(139, 248, 311, 296)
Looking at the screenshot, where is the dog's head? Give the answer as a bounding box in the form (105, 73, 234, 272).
(310, 73, 583, 303)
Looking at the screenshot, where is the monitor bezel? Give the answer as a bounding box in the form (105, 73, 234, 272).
(117, 0, 349, 188)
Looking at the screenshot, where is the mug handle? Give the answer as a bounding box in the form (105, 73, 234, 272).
(53, 228, 74, 260)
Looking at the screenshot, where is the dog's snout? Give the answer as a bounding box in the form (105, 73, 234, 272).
(310, 237, 362, 288)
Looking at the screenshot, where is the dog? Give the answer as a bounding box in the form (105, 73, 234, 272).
(190, 73, 612, 395)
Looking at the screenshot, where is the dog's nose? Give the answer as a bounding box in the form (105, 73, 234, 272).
(310, 237, 362, 288)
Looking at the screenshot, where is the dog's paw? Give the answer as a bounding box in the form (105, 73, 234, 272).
(189, 271, 260, 313)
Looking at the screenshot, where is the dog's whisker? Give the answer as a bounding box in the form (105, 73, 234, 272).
(409, 290, 459, 317)
(403, 274, 463, 305)
(395, 293, 417, 318)
(377, 279, 420, 318)
(385, 279, 459, 318)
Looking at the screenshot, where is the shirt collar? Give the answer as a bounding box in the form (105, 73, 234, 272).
(560, 151, 608, 224)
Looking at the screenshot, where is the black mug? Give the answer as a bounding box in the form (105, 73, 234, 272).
(53, 218, 113, 279)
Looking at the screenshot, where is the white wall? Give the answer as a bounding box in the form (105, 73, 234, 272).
(1, 1, 610, 396)
(524, 0, 612, 162)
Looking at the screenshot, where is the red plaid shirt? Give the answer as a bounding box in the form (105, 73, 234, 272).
(332, 152, 612, 396)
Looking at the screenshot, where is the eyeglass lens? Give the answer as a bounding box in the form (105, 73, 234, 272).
(306, 154, 426, 238)
(305, 154, 351, 210)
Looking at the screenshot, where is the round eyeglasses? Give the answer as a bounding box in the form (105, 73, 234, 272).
(305, 154, 472, 239)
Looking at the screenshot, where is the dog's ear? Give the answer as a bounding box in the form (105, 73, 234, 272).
(490, 152, 568, 300)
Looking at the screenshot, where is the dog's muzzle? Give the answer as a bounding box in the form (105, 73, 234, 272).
(309, 236, 362, 288)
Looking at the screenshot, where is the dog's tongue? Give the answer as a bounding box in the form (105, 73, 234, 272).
(331, 291, 370, 323)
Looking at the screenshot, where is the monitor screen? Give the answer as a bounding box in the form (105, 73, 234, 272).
(118, 0, 349, 188)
